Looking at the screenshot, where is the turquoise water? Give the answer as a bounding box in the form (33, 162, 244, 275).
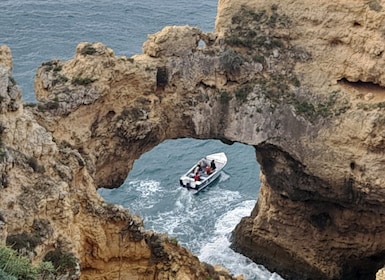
(1, 1, 283, 279)
(99, 139, 282, 279)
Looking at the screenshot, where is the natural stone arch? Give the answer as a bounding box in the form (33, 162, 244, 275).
(31, 24, 385, 280)
(26, 0, 385, 277)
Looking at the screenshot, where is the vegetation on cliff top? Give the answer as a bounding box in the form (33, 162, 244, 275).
(0, 245, 54, 280)
(219, 4, 352, 122)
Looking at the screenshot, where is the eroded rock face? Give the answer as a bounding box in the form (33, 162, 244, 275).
(2, 0, 385, 279)
(0, 38, 239, 280)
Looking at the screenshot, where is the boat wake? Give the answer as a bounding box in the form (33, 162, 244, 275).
(219, 171, 230, 182)
(198, 200, 284, 280)
(97, 139, 281, 279)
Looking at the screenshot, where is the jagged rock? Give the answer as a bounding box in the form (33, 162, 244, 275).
(143, 25, 202, 57)
(3, 0, 385, 279)
(0, 24, 239, 280)
(0, 46, 13, 71)
(0, 46, 22, 113)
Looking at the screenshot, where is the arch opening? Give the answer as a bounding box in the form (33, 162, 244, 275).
(97, 138, 276, 279)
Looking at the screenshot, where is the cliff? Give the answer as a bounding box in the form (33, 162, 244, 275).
(2, 0, 385, 279)
(0, 44, 239, 280)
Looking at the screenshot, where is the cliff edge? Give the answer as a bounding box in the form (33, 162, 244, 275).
(0, 42, 238, 279)
(2, 0, 385, 279)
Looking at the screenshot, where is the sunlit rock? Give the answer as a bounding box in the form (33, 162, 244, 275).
(2, 0, 385, 279)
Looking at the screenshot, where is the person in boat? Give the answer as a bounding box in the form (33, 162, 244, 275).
(210, 159, 216, 171)
(194, 171, 200, 181)
(195, 160, 206, 174)
(201, 158, 208, 169)
(194, 163, 201, 175)
(205, 165, 212, 175)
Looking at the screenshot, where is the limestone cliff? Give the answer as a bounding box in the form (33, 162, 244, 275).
(2, 0, 385, 279)
(0, 45, 239, 279)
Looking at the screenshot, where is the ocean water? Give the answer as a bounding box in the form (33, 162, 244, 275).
(1, 0, 216, 102)
(1, 1, 283, 279)
(99, 139, 283, 279)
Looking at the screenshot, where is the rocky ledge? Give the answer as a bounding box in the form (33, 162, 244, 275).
(2, 0, 385, 279)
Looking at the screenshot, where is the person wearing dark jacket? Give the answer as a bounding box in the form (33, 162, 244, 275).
(210, 160, 216, 171)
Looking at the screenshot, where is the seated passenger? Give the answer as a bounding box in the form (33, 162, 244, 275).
(205, 165, 212, 175)
(194, 172, 200, 181)
(201, 159, 208, 169)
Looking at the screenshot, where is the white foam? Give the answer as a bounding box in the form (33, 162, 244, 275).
(214, 200, 255, 235)
(198, 200, 284, 280)
(111, 178, 282, 280)
(128, 179, 161, 197)
(219, 171, 230, 182)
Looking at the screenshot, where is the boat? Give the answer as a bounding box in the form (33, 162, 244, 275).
(179, 152, 227, 193)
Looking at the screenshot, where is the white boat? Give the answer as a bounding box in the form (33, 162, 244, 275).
(179, 152, 227, 193)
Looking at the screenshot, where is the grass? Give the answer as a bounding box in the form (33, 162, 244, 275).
(220, 3, 352, 123)
(226, 5, 290, 50)
(0, 245, 54, 280)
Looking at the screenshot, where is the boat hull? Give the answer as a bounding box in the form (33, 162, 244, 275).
(179, 152, 227, 193)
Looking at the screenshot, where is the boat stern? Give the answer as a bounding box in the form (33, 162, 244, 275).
(179, 176, 200, 190)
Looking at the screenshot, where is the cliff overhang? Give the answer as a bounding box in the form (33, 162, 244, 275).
(2, 0, 385, 279)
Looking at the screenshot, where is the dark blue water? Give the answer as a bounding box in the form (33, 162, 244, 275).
(1, 0, 216, 102)
(1, 1, 283, 279)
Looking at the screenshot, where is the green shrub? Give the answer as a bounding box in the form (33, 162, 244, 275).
(168, 237, 179, 246)
(52, 65, 62, 72)
(71, 76, 93, 86)
(0, 245, 54, 280)
(43, 249, 77, 275)
(6, 232, 40, 251)
(234, 84, 253, 103)
(24, 103, 37, 108)
(219, 91, 232, 104)
(0, 269, 17, 280)
(231, 6, 266, 24)
(295, 101, 315, 115)
(220, 49, 244, 74)
(369, 0, 382, 12)
(37, 100, 59, 113)
(290, 75, 301, 87)
(252, 54, 265, 64)
(52, 74, 68, 86)
(80, 44, 97, 55)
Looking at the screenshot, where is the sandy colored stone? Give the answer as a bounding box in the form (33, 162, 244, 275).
(3, 0, 385, 279)
(0, 45, 12, 70)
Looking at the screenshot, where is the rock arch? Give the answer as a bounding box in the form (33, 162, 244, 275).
(3, 0, 385, 278)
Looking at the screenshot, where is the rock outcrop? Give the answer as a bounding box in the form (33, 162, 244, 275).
(0, 41, 239, 280)
(2, 0, 385, 279)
